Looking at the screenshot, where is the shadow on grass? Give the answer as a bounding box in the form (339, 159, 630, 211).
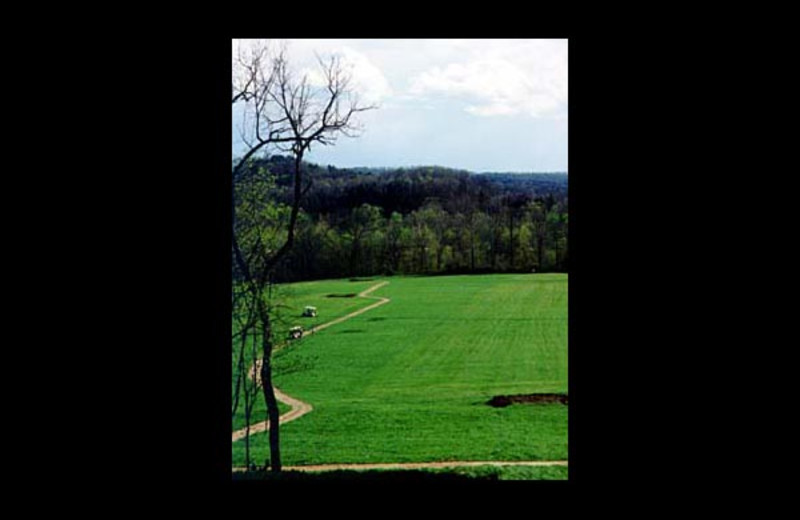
(232, 469, 495, 481)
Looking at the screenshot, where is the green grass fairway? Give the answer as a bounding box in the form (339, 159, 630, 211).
(232, 464, 568, 480)
(232, 278, 381, 432)
(233, 274, 567, 468)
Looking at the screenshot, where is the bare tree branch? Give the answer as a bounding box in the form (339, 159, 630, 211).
(231, 39, 377, 473)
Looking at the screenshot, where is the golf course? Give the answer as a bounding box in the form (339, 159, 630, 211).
(232, 273, 568, 479)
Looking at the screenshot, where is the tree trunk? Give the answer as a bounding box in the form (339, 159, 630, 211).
(258, 303, 281, 473)
(537, 232, 545, 272)
(260, 352, 281, 472)
(243, 374, 250, 467)
(491, 224, 497, 270)
(232, 317, 254, 418)
(553, 225, 560, 270)
(392, 241, 400, 274)
(350, 237, 360, 277)
(509, 210, 514, 270)
(469, 216, 475, 272)
(232, 335, 245, 418)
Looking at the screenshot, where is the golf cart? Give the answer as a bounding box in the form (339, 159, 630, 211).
(303, 306, 317, 317)
(288, 326, 303, 340)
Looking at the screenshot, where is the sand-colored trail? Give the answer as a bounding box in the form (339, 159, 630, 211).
(232, 281, 390, 442)
(232, 460, 568, 473)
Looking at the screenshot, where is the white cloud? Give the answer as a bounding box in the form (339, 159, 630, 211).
(301, 46, 392, 106)
(233, 39, 568, 170)
(408, 39, 567, 118)
(332, 47, 393, 105)
(233, 39, 392, 106)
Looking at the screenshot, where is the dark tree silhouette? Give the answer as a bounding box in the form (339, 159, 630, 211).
(232, 40, 374, 472)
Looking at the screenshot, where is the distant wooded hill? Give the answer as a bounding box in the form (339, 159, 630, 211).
(477, 172, 568, 196)
(253, 155, 566, 215)
(235, 156, 568, 282)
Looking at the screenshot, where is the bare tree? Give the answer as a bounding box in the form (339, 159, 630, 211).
(231, 39, 375, 473)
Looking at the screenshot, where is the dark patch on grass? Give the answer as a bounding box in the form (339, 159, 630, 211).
(338, 329, 365, 334)
(326, 293, 357, 298)
(349, 277, 375, 282)
(366, 317, 386, 322)
(487, 393, 568, 407)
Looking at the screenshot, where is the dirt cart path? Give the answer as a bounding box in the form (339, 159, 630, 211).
(232, 460, 568, 472)
(300, 281, 389, 337)
(231, 387, 313, 442)
(232, 281, 390, 442)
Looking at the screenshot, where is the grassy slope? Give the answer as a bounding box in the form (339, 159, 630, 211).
(438, 464, 568, 480)
(232, 278, 380, 432)
(233, 465, 568, 480)
(233, 274, 568, 466)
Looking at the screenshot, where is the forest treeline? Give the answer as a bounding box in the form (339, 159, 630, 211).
(234, 155, 568, 283)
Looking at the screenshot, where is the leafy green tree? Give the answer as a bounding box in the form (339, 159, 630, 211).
(231, 166, 288, 466)
(527, 200, 548, 271)
(416, 202, 449, 272)
(347, 203, 382, 276)
(382, 212, 404, 274)
(516, 219, 537, 271)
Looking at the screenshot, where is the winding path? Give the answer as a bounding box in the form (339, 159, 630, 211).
(300, 281, 389, 336)
(231, 387, 313, 442)
(232, 281, 391, 442)
(232, 460, 567, 472)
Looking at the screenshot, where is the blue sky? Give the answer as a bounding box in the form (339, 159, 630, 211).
(232, 39, 567, 173)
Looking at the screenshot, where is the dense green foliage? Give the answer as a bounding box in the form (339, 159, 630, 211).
(234, 156, 568, 283)
(232, 274, 568, 467)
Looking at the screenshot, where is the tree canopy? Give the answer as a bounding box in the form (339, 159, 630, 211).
(235, 155, 568, 282)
